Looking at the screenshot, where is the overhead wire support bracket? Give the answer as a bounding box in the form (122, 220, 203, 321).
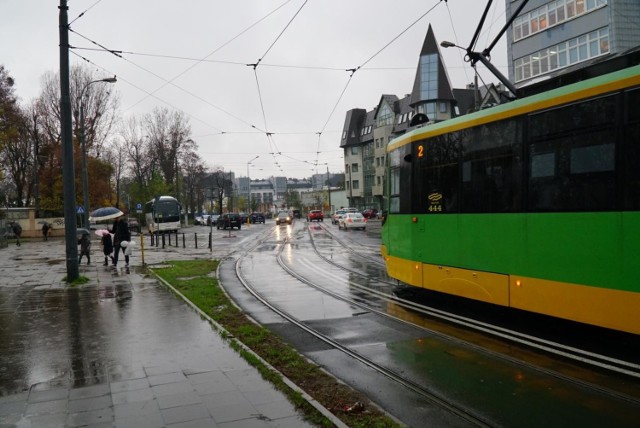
(458, 0, 531, 99)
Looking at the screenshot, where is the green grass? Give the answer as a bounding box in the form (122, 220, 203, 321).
(153, 260, 402, 428)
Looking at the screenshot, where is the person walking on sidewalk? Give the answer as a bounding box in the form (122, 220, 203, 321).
(78, 231, 91, 265)
(112, 215, 131, 267)
(101, 232, 114, 266)
(10, 222, 22, 246)
(42, 222, 50, 241)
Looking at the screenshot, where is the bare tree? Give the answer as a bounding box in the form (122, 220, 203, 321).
(180, 143, 207, 216)
(121, 115, 149, 188)
(144, 107, 191, 186)
(103, 139, 127, 209)
(29, 65, 120, 212)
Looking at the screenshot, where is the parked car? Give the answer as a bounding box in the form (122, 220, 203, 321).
(306, 210, 324, 222)
(208, 214, 220, 226)
(338, 212, 367, 230)
(362, 208, 378, 219)
(250, 212, 265, 224)
(275, 211, 292, 226)
(217, 213, 242, 230)
(331, 209, 346, 225)
(127, 218, 140, 233)
(195, 214, 210, 225)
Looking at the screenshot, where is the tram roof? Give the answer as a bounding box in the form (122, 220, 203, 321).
(388, 63, 640, 153)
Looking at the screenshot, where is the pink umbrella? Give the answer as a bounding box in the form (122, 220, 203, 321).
(94, 229, 112, 237)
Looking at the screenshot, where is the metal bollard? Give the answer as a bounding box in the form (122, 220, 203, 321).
(161, 233, 165, 248)
(208, 232, 212, 250)
(182, 233, 185, 248)
(195, 233, 198, 249)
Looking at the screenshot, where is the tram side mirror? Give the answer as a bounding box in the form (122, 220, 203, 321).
(404, 154, 412, 162)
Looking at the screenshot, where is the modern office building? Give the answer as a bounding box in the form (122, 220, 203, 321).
(506, 0, 640, 88)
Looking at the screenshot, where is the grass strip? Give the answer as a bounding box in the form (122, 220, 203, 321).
(153, 259, 402, 428)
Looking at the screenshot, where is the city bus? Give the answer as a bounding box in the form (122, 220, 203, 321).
(144, 196, 181, 233)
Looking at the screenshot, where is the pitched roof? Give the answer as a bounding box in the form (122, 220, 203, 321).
(409, 24, 455, 106)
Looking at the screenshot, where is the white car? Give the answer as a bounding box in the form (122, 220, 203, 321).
(331, 209, 346, 225)
(338, 212, 367, 230)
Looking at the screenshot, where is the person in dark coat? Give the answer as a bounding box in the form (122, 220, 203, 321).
(78, 231, 91, 265)
(42, 222, 50, 241)
(10, 222, 22, 246)
(101, 233, 113, 266)
(112, 215, 131, 267)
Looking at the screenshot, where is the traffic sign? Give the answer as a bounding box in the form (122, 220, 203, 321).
(77, 206, 84, 214)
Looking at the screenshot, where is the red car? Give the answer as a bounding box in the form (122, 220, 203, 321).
(362, 209, 378, 219)
(306, 210, 324, 222)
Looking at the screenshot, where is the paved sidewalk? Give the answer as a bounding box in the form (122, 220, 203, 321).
(0, 236, 320, 427)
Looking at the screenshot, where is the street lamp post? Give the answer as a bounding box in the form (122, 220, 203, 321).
(79, 77, 116, 229)
(246, 155, 259, 225)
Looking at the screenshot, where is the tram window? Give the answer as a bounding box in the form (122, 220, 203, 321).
(529, 95, 616, 139)
(528, 129, 616, 212)
(623, 123, 640, 210)
(461, 120, 522, 213)
(531, 153, 555, 178)
(571, 144, 614, 174)
(624, 89, 640, 210)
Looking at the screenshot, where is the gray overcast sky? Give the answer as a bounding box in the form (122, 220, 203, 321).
(2, 0, 508, 180)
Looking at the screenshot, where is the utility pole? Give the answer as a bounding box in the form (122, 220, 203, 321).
(59, 0, 78, 281)
(326, 165, 331, 213)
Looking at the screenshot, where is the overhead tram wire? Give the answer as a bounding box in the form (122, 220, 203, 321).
(68, 0, 104, 26)
(70, 51, 224, 134)
(123, 0, 295, 112)
(311, 0, 444, 169)
(246, 0, 310, 178)
(69, 28, 264, 134)
(445, 1, 470, 84)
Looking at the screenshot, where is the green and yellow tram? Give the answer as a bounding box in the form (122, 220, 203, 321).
(382, 61, 640, 335)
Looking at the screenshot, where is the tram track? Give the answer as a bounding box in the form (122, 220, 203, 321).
(235, 231, 494, 427)
(305, 222, 640, 382)
(227, 221, 640, 425)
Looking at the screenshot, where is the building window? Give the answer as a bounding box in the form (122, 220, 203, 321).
(420, 53, 438, 100)
(352, 163, 358, 173)
(351, 146, 358, 155)
(377, 103, 394, 127)
(352, 180, 360, 190)
(513, 0, 607, 42)
(514, 27, 609, 82)
(342, 130, 346, 139)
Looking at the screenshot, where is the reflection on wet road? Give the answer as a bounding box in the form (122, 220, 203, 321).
(0, 276, 233, 396)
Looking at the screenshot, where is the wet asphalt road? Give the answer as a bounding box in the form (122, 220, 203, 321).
(0, 232, 316, 427)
